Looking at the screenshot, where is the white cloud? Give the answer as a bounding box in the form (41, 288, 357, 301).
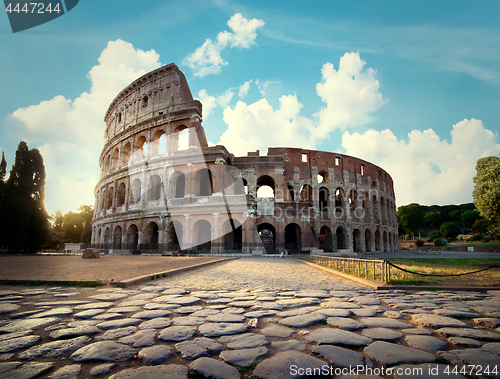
(218, 52, 387, 157)
(313, 51, 388, 138)
(198, 89, 217, 118)
(216, 89, 235, 108)
(4, 39, 161, 215)
(183, 13, 265, 77)
(238, 80, 252, 98)
(219, 95, 315, 157)
(342, 118, 500, 206)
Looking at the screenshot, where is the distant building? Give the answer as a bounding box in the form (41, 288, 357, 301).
(91, 64, 398, 254)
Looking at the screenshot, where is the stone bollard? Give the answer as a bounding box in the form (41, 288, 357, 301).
(82, 248, 100, 259)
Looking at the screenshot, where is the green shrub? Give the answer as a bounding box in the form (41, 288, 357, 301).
(415, 239, 425, 247)
(434, 238, 447, 247)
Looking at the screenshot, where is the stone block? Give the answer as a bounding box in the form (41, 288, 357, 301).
(82, 248, 100, 259)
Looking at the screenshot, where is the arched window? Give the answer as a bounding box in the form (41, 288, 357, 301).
(178, 128, 189, 151)
(106, 187, 114, 209)
(130, 179, 141, 203)
(135, 136, 147, 161)
(148, 175, 162, 201)
(116, 183, 126, 207)
(196, 169, 213, 197)
(152, 131, 165, 155)
(256, 175, 275, 198)
(122, 143, 131, 166)
(299, 185, 312, 202)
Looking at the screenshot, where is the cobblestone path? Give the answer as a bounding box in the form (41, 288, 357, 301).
(1, 257, 500, 378)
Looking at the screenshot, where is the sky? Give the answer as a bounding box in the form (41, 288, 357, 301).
(1, 0, 499, 216)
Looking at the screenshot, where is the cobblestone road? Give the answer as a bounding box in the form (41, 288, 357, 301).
(1, 257, 500, 379)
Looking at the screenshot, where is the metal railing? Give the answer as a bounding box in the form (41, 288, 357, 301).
(304, 254, 391, 283)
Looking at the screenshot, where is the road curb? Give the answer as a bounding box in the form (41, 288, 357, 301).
(295, 259, 500, 292)
(115, 258, 236, 288)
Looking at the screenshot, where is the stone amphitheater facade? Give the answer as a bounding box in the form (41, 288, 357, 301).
(91, 63, 398, 254)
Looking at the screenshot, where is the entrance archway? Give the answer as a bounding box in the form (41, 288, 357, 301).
(193, 220, 212, 251)
(258, 223, 276, 252)
(353, 229, 361, 252)
(285, 223, 302, 252)
(336, 227, 346, 249)
(223, 219, 242, 251)
(319, 226, 333, 252)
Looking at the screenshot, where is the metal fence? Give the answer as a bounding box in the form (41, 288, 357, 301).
(304, 254, 391, 283)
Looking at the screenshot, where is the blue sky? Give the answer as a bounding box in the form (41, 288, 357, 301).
(1, 0, 499, 216)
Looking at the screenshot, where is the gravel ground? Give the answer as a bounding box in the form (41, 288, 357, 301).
(0, 255, 226, 283)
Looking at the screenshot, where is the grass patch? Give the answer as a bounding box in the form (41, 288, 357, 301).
(388, 279, 436, 286)
(238, 367, 248, 374)
(250, 360, 263, 370)
(320, 318, 327, 324)
(188, 370, 202, 379)
(0, 279, 105, 287)
(435, 356, 451, 364)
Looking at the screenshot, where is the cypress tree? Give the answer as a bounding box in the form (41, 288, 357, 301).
(0, 141, 48, 253)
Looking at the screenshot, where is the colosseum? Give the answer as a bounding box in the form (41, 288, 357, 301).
(90, 63, 398, 255)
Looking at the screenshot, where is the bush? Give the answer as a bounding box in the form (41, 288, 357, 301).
(473, 233, 483, 241)
(483, 236, 492, 243)
(428, 230, 440, 242)
(434, 238, 447, 247)
(415, 239, 425, 247)
(440, 222, 462, 240)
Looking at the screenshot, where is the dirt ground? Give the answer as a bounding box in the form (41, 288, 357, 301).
(0, 255, 227, 283)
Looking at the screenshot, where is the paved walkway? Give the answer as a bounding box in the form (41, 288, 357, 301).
(0, 257, 500, 378)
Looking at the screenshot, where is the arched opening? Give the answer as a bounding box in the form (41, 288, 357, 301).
(258, 223, 276, 253)
(373, 195, 379, 223)
(116, 183, 126, 207)
(169, 221, 183, 251)
(106, 187, 114, 209)
(145, 222, 159, 246)
(103, 227, 110, 244)
(319, 226, 333, 252)
(122, 142, 131, 166)
(195, 168, 213, 197)
(113, 226, 122, 249)
(375, 230, 381, 252)
(175, 173, 185, 198)
(257, 175, 275, 198)
(223, 219, 242, 251)
(349, 189, 358, 214)
(365, 230, 372, 252)
(381, 197, 386, 225)
(383, 231, 388, 252)
(130, 179, 141, 204)
(106, 155, 111, 173)
(178, 128, 189, 151)
(193, 220, 212, 251)
(127, 224, 139, 249)
(113, 148, 119, 169)
(148, 175, 162, 201)
(135, 136, 147, 161)
(285, 223, 302, 252)
(318, 170, 329, 184)
(319, 187, 330, 218)
(299, 185, 312, 202)
(336, 227, 346, 250)
(335, 188, 344, 217)
(152, 131, 166, 155)
(389, 231, 393, 252)
(353, 229, 361, 252)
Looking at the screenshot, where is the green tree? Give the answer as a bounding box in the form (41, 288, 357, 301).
(0, 151, 6, 199)
(473, 156, 500, 237)
(77, 205, 93, 243)
(460, 209, 481, 229)
(440, 221, 462, 239)
(62, 211, 85, 242)
(0, 141, 48, 253)
(397, 203, 425, 237)
(53, 210, 64, 232)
